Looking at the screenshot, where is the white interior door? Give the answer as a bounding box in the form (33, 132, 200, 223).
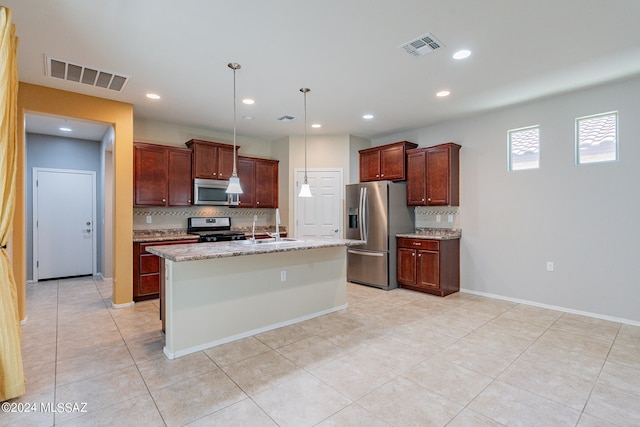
(295, 169, 343, 239)
(33, 168, 96, 280)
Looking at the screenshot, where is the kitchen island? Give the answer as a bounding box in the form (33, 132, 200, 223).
(147, 238, 362, 359)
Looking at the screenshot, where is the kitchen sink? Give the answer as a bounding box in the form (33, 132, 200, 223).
(236, 238, 299, 245)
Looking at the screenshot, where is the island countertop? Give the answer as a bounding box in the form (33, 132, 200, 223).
(146, 237, 364, 262)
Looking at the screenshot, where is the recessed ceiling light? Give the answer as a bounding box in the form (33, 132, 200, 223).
(242, 115, 254, 120)
(59, 127, 72, 132)
(242, 98, 255, 105)
(311, 123, 321, 128)
(146, 93, 161, 100)
(363, 114, 374, 120)
(436, 90, 450, 97)
(452, 49, 471, 60)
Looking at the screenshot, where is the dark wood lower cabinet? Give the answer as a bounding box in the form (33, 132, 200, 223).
(396, 237, 460, 296)
(133, 239, 198, 301)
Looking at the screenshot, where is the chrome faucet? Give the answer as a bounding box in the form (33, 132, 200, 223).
(270, 208, 281, 241)
(251, 214, 257, 243)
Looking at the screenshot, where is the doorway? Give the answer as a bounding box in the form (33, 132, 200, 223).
(32, 168, 97, 281)
(294, 169, 343, 238)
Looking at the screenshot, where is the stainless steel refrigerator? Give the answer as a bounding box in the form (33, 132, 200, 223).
(346, 181, 415, 290)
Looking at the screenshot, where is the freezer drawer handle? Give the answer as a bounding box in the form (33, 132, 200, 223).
(348, 249, 384, 257)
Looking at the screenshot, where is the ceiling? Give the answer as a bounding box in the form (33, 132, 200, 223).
(6, 0, 640, 142)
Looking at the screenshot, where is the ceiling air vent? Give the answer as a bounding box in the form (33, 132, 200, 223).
(399, 33, 444, 57)
(45, 55, 130, 92)
(277, 115, 296, 121)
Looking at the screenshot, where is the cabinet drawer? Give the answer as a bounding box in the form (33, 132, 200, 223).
(397, 238, 439, 251)
(139, 274, 160, 296)
(140, 254, 160, 274)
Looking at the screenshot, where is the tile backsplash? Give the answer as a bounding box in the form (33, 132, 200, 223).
(133, 206, 278, 231)
(414, 206, 460, 230)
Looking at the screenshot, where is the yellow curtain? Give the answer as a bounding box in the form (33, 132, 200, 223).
(0, 6, 25, 402)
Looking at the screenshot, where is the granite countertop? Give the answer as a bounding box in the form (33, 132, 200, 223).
(146, 237, 364, 262)
(396, 228, 462, 240)
(133, 227, 288, 243)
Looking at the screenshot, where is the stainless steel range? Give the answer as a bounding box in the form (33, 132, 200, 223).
(187, 217, 246, 242)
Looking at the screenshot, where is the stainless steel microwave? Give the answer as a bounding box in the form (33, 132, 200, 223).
(193, 178, 239, 206)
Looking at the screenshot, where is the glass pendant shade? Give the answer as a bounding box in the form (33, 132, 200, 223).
(226, 175, 243, 194)
(298, 181, 312, 198)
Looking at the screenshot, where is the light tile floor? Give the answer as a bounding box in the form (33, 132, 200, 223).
(5, 276, 640, 426)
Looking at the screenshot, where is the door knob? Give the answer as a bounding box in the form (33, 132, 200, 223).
(84, 229, 92, 233)
(86, 221, 91, 225)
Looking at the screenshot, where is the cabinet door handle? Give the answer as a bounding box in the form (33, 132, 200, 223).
(381, 174, 384, 177)
(418, 254, 422, 257)
(162, 198, 166, 203)
(427, 198, 431, 202)
(421, 198, 425, 202)
(412, 253, 415, 257)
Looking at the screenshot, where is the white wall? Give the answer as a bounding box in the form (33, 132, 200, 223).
(375, 76, 640, 323)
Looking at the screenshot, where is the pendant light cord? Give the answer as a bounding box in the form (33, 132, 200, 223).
(232, 65, 238, 176)
(300, 87, 310, 185)
(228, 62, 241, 178)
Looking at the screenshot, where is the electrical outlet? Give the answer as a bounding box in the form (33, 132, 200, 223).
(448, 214, 454, 223)
(146, 215, 152, 224)
(280, 270, 286, 282)
(546, 261, 554, 272)
(436, 215, 441, 222)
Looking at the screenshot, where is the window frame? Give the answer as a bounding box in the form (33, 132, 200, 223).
(575, 111, 618, 165)
(507, 124, 540, 171)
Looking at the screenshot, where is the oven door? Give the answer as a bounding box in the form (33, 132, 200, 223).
(193, 179, 237, 206)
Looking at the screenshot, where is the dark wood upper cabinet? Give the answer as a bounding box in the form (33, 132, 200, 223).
(406, 142, 460, 206)
(185, 139, 238, 180)
(167, 149, 193, 206)
(359, 141, 418, 182)
(236, 156, 278, 208)
(134, 142, 192, 207)
(237, 157, 256, 207)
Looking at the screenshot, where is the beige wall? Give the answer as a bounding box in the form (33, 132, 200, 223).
(375, 76, 640, 324)
(285, 134, 359, 233)
(134, 118, 273, 158)
(16, 83, 134, 314)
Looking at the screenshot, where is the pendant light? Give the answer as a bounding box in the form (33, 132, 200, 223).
(298, 87, 312, 198)
(226, 62, 243, 194)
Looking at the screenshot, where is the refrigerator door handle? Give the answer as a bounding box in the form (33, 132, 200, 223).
(348, 249, 384, 257)
(360, 187, 368, 242)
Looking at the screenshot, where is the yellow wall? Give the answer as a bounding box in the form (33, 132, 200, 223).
(15, 83, 134, 317)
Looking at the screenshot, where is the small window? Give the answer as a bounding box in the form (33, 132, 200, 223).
(576, 111, 618, 164)
(508, 125, 540, 171)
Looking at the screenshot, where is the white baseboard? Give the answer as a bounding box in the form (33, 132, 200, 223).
(111, 301, 135, 309)
(460, 288, 640, 327)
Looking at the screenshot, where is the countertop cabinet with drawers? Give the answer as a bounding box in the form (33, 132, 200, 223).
(396, 237, 460, 296)
(133, 239, 198, 301)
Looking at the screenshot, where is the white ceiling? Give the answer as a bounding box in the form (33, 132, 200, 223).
(7, 0, 640, 142)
